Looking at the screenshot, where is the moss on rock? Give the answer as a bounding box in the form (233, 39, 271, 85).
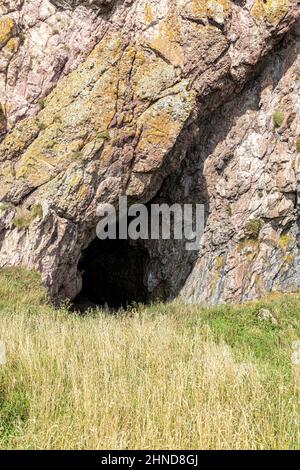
(273, 110, 285, 128)
(245, 219, 262, 240)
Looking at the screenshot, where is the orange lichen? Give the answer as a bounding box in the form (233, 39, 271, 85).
(5, 37, 19, 53)
(146, 4, 184, 68)
(145, 2, 153, 23)
(251, 0, 289, 24)
(190, 0, 230, 19)
(0, 16, 16, 49)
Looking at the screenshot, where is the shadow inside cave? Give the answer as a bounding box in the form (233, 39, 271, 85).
(74, 237, 150, 312)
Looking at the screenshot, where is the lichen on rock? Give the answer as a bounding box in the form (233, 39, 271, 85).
(0, 0, 299, 305)
(0, 16, 16, 49)
(251, 0, 290, 25)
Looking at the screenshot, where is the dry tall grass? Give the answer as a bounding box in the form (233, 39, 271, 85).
(0, 268, 299, 449)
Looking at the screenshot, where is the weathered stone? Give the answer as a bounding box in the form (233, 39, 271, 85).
(0, 0, 299, 305)
(258, 308, 278, 325)
(147, 30, 300, 305)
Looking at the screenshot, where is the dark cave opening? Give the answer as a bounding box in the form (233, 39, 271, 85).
(75, 237, 150, 311)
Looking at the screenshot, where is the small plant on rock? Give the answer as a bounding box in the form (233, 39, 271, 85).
(0, 103, 5, 121)
(0, 202, 14, 212)
(97, 130, 111, 141)
(31, 204, 43, 220)
(273, 110, 284, 128)
(12, 204, 43, 229)
(38, 97, 46, 110)
(226, 205, 232, 217)
(245, 218, 262, 240)
(37, 120, 46, 131)
(13, 214, 31, 229)
(73, 151, 83, 160)
(19, 31, 26, 44)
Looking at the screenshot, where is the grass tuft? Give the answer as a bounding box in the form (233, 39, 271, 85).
(0, 268, 299, 449)
(245, 218, 262, 240)
(30, 204, 43, 220)
(38, 98, 46, 110)
(273, 111, 285, 128)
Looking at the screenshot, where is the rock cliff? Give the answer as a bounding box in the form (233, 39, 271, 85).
(0, 0, 299, 306)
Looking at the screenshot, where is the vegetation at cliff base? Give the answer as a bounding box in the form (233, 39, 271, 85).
(0, 268, 299, 450)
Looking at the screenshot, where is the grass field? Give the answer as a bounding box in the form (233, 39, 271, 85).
(0, 267, 299, 449)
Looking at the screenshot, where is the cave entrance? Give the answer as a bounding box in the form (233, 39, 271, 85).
(75, 237, 150, 311)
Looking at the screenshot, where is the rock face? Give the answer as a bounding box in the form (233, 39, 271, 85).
(0, 0, 299, 305)
(144, 32, 300, 304)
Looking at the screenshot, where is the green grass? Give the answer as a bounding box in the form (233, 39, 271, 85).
(11, 205, 43, 229)
(0, 202, 14, 212)
(273, 111, 285, 128)
(97, 130, 111, 141)
(30, 204, 43, 220)
(73, 151, 83, 160)
(0, 267, 299, 449)
(38, 98, 46, 110)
